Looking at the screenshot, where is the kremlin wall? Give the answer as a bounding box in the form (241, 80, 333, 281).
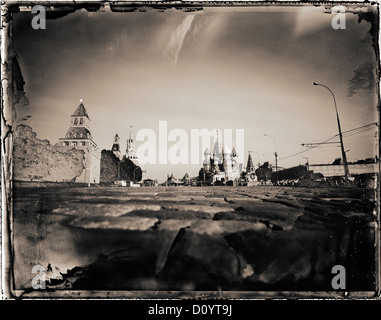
(12, 102, 141, 185)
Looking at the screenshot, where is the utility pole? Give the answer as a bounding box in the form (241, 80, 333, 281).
(274, 151, 278, 184)
(314, 82, 349, 181)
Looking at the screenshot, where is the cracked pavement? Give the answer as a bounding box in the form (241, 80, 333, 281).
(12, 185, 377, 295)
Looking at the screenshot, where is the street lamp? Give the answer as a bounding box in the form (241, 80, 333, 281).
(264, 134, 278, 185)
(313, 82, 349, 181)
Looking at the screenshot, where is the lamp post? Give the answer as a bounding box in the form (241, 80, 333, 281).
(264, 134, 278, 185)
(313, 82, 349, 181)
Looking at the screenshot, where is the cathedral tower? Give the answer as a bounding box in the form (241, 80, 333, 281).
(60, 100, 96, 148)
(223, 146, 232, 173)
(231, 147, 238, 169)
(246, 151, 255, 174)
(203, 148, 211, 171)
(112, 133, 121, 159)
(126, 126, 138, 162)
(59, 100, 100, 184)
(212, 129, 223, 165)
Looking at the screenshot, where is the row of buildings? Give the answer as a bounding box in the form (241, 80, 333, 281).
(57, 101, 141, 185)
(57, 102, 250, 186)
(54, 101, 377, 187)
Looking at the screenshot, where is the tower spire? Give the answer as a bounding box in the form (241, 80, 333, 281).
(129, 126, 133, 140)
(246, 151, 255, 173)
(126, 125, 138, 162)
(112, 132, 121, 159)
(59, 101, 100, 184)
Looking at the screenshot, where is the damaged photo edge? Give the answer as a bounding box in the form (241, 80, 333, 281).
(0, 0, 380, 301)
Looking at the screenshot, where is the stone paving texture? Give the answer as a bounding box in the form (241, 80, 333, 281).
(12, 185, 377, 293)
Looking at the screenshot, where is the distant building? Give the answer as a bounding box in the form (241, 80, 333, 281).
(270, 164, 308, 184)
(166, 173, 184, 186)
(255, 162, 272, 183)
(200, 130, 242, 185)
(58, 101, 100, 184)
(242, 151, 257, 182)
(143, 179, 158, 187)
(100, 150, 142, 184)
(309, 158, 379, 177)
(100, 126, 143, 184)
(270, 158, 379, 186)
(126, 126, 138, 163)
(246, 152, 255, 174)
(111, 133, 121, 159)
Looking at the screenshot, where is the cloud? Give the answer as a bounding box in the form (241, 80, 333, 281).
(347, 62, 376, 97)
(292, 6, 330, 38)
(163, 15, 195, 67)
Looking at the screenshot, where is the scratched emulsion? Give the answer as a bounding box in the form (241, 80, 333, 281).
(2, 2, 380, 299)
(12, 184, 376, 293)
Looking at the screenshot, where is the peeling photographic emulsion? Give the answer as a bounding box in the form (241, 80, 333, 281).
(1, 1, 380, 301)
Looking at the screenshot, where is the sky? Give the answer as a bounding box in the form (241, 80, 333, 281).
(12, 4, 379, 181)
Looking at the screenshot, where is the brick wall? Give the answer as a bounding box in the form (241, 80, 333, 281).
(13, 125, 86, 182)
(100, 150, 142, 184)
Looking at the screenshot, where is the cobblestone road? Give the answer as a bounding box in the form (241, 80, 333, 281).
(12, 185, 377, 296)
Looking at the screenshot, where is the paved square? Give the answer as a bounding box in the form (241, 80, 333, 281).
(12, 185, 376, 295)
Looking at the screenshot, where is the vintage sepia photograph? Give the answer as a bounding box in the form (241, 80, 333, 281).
(1, 1, 380, 301)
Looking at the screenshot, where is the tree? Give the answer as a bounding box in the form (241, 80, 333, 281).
(198, 168, 213, 182)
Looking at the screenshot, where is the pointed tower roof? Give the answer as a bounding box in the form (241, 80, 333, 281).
(129, 126, 134, 140)
(231, 147, 237, 157)
(72, 100, 90, 119)
(216, 128, 220, 143)
(247, 152, 254, 171)
(213, 129, 223, 156)
(65, 126, 92, 139)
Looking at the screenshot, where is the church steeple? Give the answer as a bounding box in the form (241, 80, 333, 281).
(246, 151, 255, 173)
(112, 133, 121, 159)
(213, 129, 223, 164)
(126, 126, 138, 162)
(60, 100, 96, 148)
(58, 100, 100, 185)
(70, 99, 90, 129)
(129, 125, 134, 140)
(72, 99, 90, 119)
(203, 148, 211, 171)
